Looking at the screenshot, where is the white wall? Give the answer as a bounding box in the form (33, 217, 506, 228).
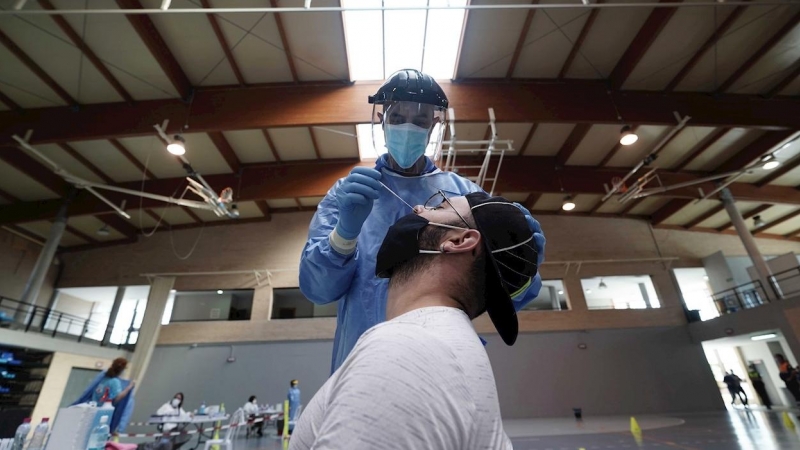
(737, 341, 789, 407)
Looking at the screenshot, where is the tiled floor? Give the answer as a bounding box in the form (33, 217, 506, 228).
(129, 409, 800, 450)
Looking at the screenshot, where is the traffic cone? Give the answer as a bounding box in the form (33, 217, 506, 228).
(783, 411, 796, 430)
(630, 417, 643, 446)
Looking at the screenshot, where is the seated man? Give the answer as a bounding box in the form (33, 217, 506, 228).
(290, 192, 538, 450)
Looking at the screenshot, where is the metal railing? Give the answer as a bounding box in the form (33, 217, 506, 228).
(0, 296, 133, 350)
(711, 279, 769, 314)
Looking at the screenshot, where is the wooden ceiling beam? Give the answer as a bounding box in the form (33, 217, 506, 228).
(506, 1, 538, 79)
(683, 204, 724, 229)
(619, 197, 645, 215)
(181, 206, 203, 223)
(715, 204, 771, 231)
(200, 0, 246, 86)
(524, 192, 541, 210)
(0, 147, 69, 194)
(255, 200, 272, 221)
(207, 131, 241, 173)
(716, 11, 800, 94)
(0, 90, 22, 112)
(145, 209, 170, 227)
(608, 0, 681, 90)
(757, 152, 800, 187)
(0, 186, 19, 203)
(650, 198, 692, 225)
(308, 127, 322, 159)
(62, 223, 98, 244)
(655, 224, 800, 244)
(116, 0, 192, 100)
(558, 0, 602, 79)
(665, 4, 748, 92)
(39, 0, 134, 104)
(555, 123, 591, 166)
(58, 143, 115, 185)
(10, 157, 800, 225)
(97, 213, 139, 238)
(0, 29, 76, 107)
(713, 130, 795, 173)
(518, 123, 538, 155)
(7, 82, 800, 145)
(270, 0, 299, 83)
(753, 209, 800, 235)
(673, 127, 730, 171)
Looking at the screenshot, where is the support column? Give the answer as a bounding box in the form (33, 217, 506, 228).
(639, 283, 652, 308)
(102, 287, 126, 346)
(563, 275, 588, 311)
(19, 190, 76, 307)
(129, 277, 175, 385)
(720, 188, 778, 300)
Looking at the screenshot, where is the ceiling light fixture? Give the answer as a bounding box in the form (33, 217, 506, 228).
(167, 134, 186, 156)
(96, 225, 110, 236)
(557, 290, 564, 295)
(599, 279, 607, 289)
(619, 125, 638, 146)
(216, 290, 224, 295)
(751, 333, 777, 341)
(754, 215, 766, 228)
(763, 160, 780, 170)
(562, 196, 576, 211)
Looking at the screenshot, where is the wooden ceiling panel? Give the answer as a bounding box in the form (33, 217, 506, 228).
(596, 198, 629, 214)
(683, 128, 764, 172)
(179, 133, 235, 175)
(142, 0, 238, 86)
(661, 199, 717, 226)
(570, 194, 604, 213)
(0, 41, 66, 108)
(623, 5, 732, 90)
(778, 70, 800, 96)
(606, 125, 669, 167)
(523, 123, 575, 156)
(495, 123, 533, 155)
(496, 192, 528, 203)
(747, 204, 798, 231)
(278, 0, 349, 81)
(266, 198, 299, 209)
(696, 207, 731, 229)
(35, 143, 106, 184)
(512, 3, 589, 78)
(0, 158, 59, 201)
(654, 126, 717, 169)
(116, 136, 187, 179)
(564, 2, 656, 79)
(0, 6, 122, 104)
(231, 201, 265, 219)
(730, 23, 800, 94)
(762, 213, 800, 236)
(149, 206, 196, 225)
(193, 208, 229, 222)
(531, 193, 565, 211)
(628, 196, 671, 216)
(68, 215, 126, 241)
(455, 0, 530, 79)
(770, 164, 800, 187)
(68, 139, 146, 182)
(268, 127, 317, 161)
(222, 129, 276, 164)
(312, 125, 358, 159)
(298, 196, 325, 207)
(676, 4, 800, 92)
(18, 221, 86, 246)
(566, 124, 620, 166)
(217, 11, 294, 83)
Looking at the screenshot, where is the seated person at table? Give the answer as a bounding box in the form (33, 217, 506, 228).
(290, 192, 537, 450)
(155, 392, 191, 449)
(243, 395, 264, 437)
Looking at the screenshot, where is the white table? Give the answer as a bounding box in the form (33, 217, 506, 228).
(147, 414, 230, 450)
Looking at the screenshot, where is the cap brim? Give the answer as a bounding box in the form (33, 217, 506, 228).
(473, 220, 519, 346)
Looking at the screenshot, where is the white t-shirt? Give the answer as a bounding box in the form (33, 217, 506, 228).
(243, 401, 260, 416)
(290, 306, 512, 450)
(155, 403, 187, 432)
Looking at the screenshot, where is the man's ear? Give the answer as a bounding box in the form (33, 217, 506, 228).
(440, 229, 480, 254)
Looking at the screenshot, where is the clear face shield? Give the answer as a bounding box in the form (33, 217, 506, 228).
(371, 101, 448, 168)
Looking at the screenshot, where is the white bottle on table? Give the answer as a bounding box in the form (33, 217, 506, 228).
(12, 418, 31, 450)
(86, 416, 110, 450)
(27, 418, 49, 450)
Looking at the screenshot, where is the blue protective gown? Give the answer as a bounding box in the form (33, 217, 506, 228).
(299, 155, 542, 372)
(72, 370, 135, 433)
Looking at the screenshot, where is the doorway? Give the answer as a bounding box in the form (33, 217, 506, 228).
(58, 368, 102, 409)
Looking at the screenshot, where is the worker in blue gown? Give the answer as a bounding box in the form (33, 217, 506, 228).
(299, 69, 546, 372)
(288, 379, 301, 433)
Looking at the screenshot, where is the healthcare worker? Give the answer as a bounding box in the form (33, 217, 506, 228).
(299, 69, 546, 372)
(288, 379, 301, 432)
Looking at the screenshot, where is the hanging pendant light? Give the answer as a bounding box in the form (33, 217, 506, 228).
(562, 195, 576, 211)
(619, 125, 638, 146)
(167, 134, 186, 155)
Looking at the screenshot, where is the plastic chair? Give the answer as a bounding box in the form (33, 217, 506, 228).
(288, 404, 303, 429)
(204, 408, 245, 450)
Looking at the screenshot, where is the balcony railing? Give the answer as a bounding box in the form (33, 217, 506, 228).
(710, 265, 800, 316)
(0, 296, 133, 350)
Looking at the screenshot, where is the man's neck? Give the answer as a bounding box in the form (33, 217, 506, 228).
(386, 282, 464, 320)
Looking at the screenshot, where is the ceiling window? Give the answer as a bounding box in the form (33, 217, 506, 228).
(342, 0, 467, 81)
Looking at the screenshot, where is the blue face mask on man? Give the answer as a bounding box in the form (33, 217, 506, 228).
(385, 123, 430, 169)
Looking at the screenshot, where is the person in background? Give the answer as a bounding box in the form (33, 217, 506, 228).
(776, 353, 800, 402)
(288, 380, 301, 433)
(91, 358, 135, 405)
(747, 364, 772, 410)
(244, 395, 264, 437)
(722, 370, 748, 407)
(299, 69, 546, 373)
(155, 392, 191, 449)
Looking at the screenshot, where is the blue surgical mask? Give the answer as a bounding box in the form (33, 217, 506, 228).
(384, 123, 429, 169)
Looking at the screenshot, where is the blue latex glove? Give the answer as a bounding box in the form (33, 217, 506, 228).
(334, 167, 382, 240)
(513, 202, 546, 267)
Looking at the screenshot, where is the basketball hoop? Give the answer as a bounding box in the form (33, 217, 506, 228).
(611, 177, 627, 194)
